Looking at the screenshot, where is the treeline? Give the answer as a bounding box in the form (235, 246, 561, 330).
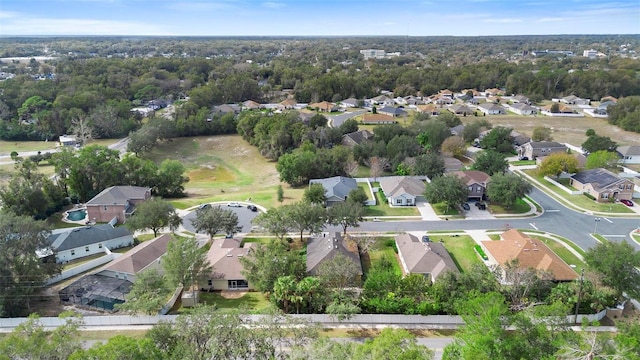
(608, 95, 640, 132)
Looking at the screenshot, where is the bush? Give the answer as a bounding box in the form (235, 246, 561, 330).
(583, 192, 596, 201)
(474, 245, 488, 260)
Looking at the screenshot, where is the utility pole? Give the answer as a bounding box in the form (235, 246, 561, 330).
(574, 267, 585, 324)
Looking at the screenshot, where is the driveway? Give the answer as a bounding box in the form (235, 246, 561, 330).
(181, 202, 261, 235)
(327, 109, 367, 127)
(463, 201, 495, 220)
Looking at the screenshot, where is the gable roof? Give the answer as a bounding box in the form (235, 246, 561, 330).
(416, 104, 439, 113)
(617, 145, 640, 156)
(48, 224, 132, 252)
(309, 101, 336, 111)
(306, 232, 362, 276)
(206, 238, 253, 280)
(86, 186, 150, 206)
(450, 124, 465, 136)
(444, 157, 463, 171)
(570, 168, 627, 191)
(449, 104, 473, 114)
(452, 170, 490, 186)
(242, 100, 261, 109)
(379, 176, 425, 198)
(524, 141, 566, 150)
(512, 95, 529, 102)
(478, 103, 504, 111)
(511, 102, 535, 111)
(378, 106, 407, 116)
(395, 233, 458, 280)
(342, 130, 374, 145)
(309, 176, 358, 201)
(102, 233, 172, 275)
(482, 230, 578, 281)
(341, 98, 359, 106)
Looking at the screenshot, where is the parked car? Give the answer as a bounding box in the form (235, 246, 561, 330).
(620, 199, 634, 207)
(247, 204, 258, 212)
(198, 203, 211, 211)
(475, 201, 486, 210)
(227, 202, 242, 207)
(518, 156, 529, 161)
(421, 235, 431, 242)
(462, 203, 470, 211)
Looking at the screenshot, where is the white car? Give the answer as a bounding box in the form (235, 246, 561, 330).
(227, 202, 242, 207)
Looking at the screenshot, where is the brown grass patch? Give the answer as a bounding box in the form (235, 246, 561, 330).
(219, 290, 248, 299)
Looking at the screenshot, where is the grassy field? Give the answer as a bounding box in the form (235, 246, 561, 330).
(429, 235, 482, 272)
(532, 235, 586, 274)
(198, 291, 271, 313)
(0, 138, 120, 155)
(362, 237, 401, 277)
(357, 182, 374, 201)
(142, 135, 303, 209)
(431, 202, 460, 216)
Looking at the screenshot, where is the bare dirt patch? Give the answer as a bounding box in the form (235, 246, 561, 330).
(219, 291, 249, 299)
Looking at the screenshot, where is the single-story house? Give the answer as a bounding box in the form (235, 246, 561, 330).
(482, 229, 578, 282)
(509, 102, 537, 115)
(203, 238, 253, 291)
(434, 96, 455, 105)
(309, 101, 338, 112)
(617, 145, 640, 164)
(340, 98, 359, 108)
(378, 176, 426, 206)
(86, 186, 151, 224)
(395, 233, 459, 283)
(342, 129, 374, 147)
(561, 95, 590, 105)
(444, 157, 463, 172)
(569, 168, 634, 202)
(361, 113, 397, 125)
(594, 100, 616, 116)
(242, 100, 262, 110)
(486, 96, 501, 104)
(511, 131, 532, 147)
(478, 103, 506, 115)
(600, 96, 617, 103)
(484, 88, 505, 97)
(452, 170, 490, 200)
(96, 233, 172, 283)
(377, 106, 407, 117)
(59, 135, 78, 147)
(44, 224, 133, 263)
(448, 104, 474, 116)
(511, 95, 530, 104)
(212, 104, 241, 115)
(517, 141, 567, 160)
(416, 104, 440, 116)
(309, 176, 358, 206)
(370, 95, 393, 105)
(437, 89, 454, 98)
(450, 124, 465, 137)
(306, 232, 363, 284)
(279, 99, 298, 110)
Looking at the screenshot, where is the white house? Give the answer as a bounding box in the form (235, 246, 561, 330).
(379, 176, 426, 206)
(45, 224, 133, 263)
(478, 103, 506, 115)
(508, 102, 537, 115)
(617, 146, 640, 165)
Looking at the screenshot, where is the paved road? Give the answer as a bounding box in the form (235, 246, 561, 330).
(328, 109, 367, 127)
(181, 202, 261, 234)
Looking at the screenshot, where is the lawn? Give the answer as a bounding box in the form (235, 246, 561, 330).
(509, 160, 536, 166)
(362, 237, 401, 277)
(524, 170, 634, 214)
(428, 235, 482, 272)
(198, 291, 271, 313)
(489, 198, 531, 214)
(531, 235, 586, 274)
(357, 182, 374, 201)
(142, 135, 304, 209)
(62, 253, 108, 271)
(364, 189, 419, 217)
(430, 202, 460, 216)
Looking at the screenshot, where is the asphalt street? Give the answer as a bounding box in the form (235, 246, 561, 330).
(327, 109, 367, 127)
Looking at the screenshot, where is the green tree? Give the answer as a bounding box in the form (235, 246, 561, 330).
(441, 135, 466, 157)
(67, 145, 122, 202)
(252, 207, 291, 240)
(277, 184, 284, 203)
(155, 159, 189, 198)
(550, 102, 560, 113)
(327, 201, 365, 235)
(532, 126, 554, 141)
(127, 126, 159, 155)
(70, 335, 163, 360)
(424, 174, 469, 211)
(355, 328, 434, 360)
(472, 150, 508, 176)
(538, 152, 579, 178)
(582, 134, 617, 154)
(486, 173, 532, 209)
(347, 187, 368, 205)
(479, 126, 514, 153)
(437, 111, 462, 127)
(412, 152, 445, 178)
(416, 119, 451, 151)
(116, 269, 170, 315)
(162, 236, 213, 290)
(0, 212, 59, 316)
(283, 201, 327, 242)
(304, 183, 327, 205)
(585, 150, 620, 170)
(584, 240, 640, 299)
(240, 239, 306, 292)
(125, 197, 182, 237)
(462, 119, 492, 142)
(190, 205, 241, 238)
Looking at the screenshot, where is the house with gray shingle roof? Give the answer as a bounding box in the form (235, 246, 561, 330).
(379, 176, 426, 206)
(306, 232, 362, 284)
(203, 238, 254, 291)
(617, 145, 640, 164)
(97, 233, 172, 282)
(395, 233, 458, 283)
(86, 186, 151, 224)
(478, 103, 506, 115)
(569, 168, 634, 202)
(45, 224, 133, 263)
(517, 141, 567, 160)
(377, 106, 407, 117)
(309, 176, 358, 206)
(342, 129, 374, 147)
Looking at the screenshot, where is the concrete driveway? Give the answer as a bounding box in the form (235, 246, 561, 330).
(462, 201, 495, 220)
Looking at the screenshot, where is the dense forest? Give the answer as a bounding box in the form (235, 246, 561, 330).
(0, 35, 639, 141)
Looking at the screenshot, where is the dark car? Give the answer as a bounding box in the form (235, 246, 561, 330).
(475, 201, 486, 210)
(462, 203, 471, 211)
(620, 199, 634, 207)
(421, 235, 431, 242)
(197, 203, 211, 211)
(247, 204, 258, 212)
(518, 156, 529, 161)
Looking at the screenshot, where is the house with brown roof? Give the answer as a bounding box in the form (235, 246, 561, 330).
(306, 232, 362, 284)
(395, 233, 459, 283)
(379, 176, 426, 206)
(485, 88, 505, 97)
(361, 113, 397, 124)
(452, 170, 490, 200)
(309, 101, 338, 112)
(97, 233, 172, 282)
(517, 141, 567, 160)
(416, 104, 440, 116)
(569, 168, 634, 202)
(279, 99, 298, 110)
(482, 229, 578, 282)
(541, 104, 576, 115)
(203, 238, 253, 291)
(242, 100, 262, 110)
(86, 186, 151, 224)
(342, 129, 374, 147)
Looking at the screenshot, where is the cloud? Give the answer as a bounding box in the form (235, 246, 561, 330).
(262, 1, 285, 8)
(535, 17, 564, 22)
(166, 1, 238, 11)
(484, 18, 523, 23)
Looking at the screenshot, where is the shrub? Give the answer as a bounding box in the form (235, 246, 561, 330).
(583, 192, 596, 201)
(474, 245, 488, 260)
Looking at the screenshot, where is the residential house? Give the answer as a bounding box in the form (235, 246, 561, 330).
(377, 106, 407, 117)
(213, 104, 241, 115)
(309, 176, 358, 206)
(342, 130, 374, 147)
(485, 88, 505, 97)
(44, 224, 133, 263)
(511, 131, 532, 146)
(561, 95, 590, 105)
(434, 96, 455, 105)
(395, 233, 459, 283)
(416, 104, 440, 116)
(482, 229, 578, 282)
(361, 113, 397, 125)
(570, 168, 634, 202)
(370, 95, 395, 107)
(402, 95, 422, 106)
(486, 96, 502, 104)
(340, 98, 359, 108)
(242, 100, 262, 110)
(279, 99, 298, 110)
(203, 238, 253, 291)
(617, 145, 640, 164)
(58, 274, 132, 311)
(517, 141, 567, 160)
(452, 170, 490, 200)
(59, 135, 78, 147)
(600, 96, 617, 103)
(594, 100, 616, 116)
(86, 186, 152, 224)
(306, 232, 363, 284)
(509, 102, 537, 115)
(309, 101, 338, 112)
(444, 157, 463, 172)
(478, 103, 506, 115)
(97, 233, 172, 282)
(541, 104, 576, 115)
(450, 124, 465, 137)
(438, 89, 454, 99)
(511, 95, 530, 104)
(448, 104, 474, 116)
(379, 176, 426, 206)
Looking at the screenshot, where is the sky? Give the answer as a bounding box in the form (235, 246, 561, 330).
(0, 0, 639, 37)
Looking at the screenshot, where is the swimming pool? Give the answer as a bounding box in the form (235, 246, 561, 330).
(66, 209, 87, 221)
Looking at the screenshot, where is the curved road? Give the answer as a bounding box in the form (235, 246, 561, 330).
(328, 109, 367, 127)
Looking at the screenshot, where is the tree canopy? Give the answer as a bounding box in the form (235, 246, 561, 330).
(125, 197, 182, 237)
